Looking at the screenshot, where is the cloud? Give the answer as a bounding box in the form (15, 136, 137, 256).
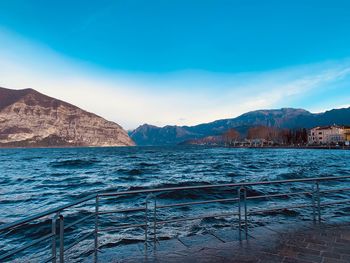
(1, 28, 350, 129)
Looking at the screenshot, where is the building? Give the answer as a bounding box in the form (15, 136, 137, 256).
(308, 125, 345, 145)
(344, 127, 350, 146)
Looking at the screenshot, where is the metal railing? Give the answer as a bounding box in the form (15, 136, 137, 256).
(0, 175, 349, 262)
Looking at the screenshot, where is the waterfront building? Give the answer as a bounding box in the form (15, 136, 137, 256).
(344, 127, 350, 146)
(308, 125, 346, 145)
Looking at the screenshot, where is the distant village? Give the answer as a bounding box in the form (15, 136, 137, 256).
(308, 125, 350, 146)
(236, 125, 350, 147)
(186, 125, 350, 148)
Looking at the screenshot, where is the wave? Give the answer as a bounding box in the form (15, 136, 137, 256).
(276, 172, 304, 180)
(138, 162, 158, 167)
(118, 181, 268, 201)
(118, 168, 144, 176)
(21, 156, 43, 161)
(262, 208, 300, 216)
(126, 155, 139, 159)
(49, 159, 100, 168)
(200, 217, 229, 225)
(99, 238, 143, 248)
(3, 218, 52, 240)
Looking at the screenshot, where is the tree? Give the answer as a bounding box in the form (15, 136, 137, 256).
(247, 126, 278, 140)
(247, 126, 288, 144)
(222, 129, 240, 146)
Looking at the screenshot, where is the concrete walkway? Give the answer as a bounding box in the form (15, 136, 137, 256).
(93, 221, 350, 263)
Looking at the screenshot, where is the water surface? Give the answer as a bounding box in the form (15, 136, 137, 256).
(0, 146, 349, 262)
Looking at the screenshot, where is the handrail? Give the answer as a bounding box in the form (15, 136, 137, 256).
(0, 193, 97, 232)
(98, 207, 146, 215)
(0, 232, 54, 261)
(157, 197, 239, 209)
(65, 214, 95, 230)
(1, 175, 350, 232)
(64, 230, 95, 252)
(157, 211, 240, 225)
(0, 175, 349, 262)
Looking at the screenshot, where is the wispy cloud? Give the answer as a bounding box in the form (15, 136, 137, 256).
(1, 28, 350, 129)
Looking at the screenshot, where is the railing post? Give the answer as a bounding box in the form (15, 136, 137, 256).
(59, 215, 64, 263)
(243, 187, 248, 240)
(316, 181, 321, 223)
(52, 213, 59, 263)
(153, 198, 157, 245)
(144, 197, 148, 250)
(312, 182, 316, 222)
(238, 187, 241, 240)
(94, 195, 99, 263)
(238, 186, 247, 240)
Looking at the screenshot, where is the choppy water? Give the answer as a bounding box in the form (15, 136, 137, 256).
(0, 146, 350, 262)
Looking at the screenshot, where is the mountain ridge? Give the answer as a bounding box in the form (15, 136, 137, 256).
(130, 107, 350, 145)
(0, 87, 135, 147)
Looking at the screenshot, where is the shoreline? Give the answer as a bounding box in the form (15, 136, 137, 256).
(226, 145, 350, 150)
(0, 144, 349, 150)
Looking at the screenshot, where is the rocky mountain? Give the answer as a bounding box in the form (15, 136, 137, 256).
(0, 87, 135, 147)
(130, 107, 350, 146)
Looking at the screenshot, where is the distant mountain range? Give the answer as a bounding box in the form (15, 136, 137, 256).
(0, 87, 134, 147)
(130, 108, 350, 146)
(1, 87, 349, 147)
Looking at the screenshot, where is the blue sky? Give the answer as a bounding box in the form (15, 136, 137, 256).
(0, 0, 350, 129)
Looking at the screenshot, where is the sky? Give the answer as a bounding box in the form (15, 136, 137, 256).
(0, 0, 350, 130)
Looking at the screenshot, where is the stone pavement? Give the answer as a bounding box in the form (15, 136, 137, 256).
(92, 221, 350, 263)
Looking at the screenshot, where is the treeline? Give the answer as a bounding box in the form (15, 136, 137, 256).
(222, 126, 308, 145)
(183, 126, 309, 146)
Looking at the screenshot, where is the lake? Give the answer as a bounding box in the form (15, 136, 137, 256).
(1, 146, 349, 262)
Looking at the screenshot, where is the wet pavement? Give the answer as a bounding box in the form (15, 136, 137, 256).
(91, 220, 350, 263)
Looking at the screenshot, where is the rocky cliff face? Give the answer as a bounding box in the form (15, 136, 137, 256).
(0, 87, 135, 147)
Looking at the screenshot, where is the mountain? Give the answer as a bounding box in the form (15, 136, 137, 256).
(129, 124, 200, 146)
(0, 87, 135, 147)
(130, 108, 350, 146)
